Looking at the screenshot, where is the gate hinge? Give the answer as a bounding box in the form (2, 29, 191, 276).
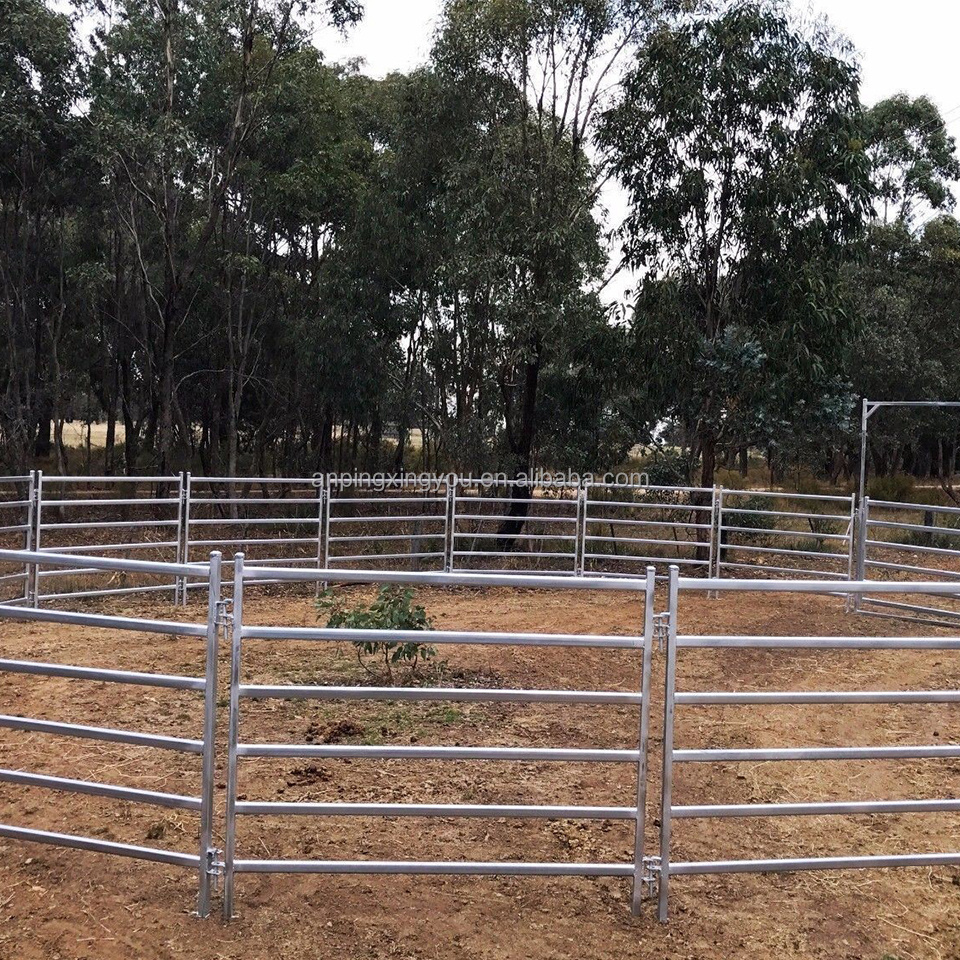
(652, 614, 670, 652)
(216, 598, 234, 638)
(206, 847, 224, 888)
(641, 855, 661, 899)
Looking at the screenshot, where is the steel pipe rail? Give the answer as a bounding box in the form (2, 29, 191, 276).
(239, 684, 643, 704)
(0, 548, 207, 578)
(0, 769, 201, 811)
(0, 825, 203, 868)
(673, 799, 960, 818)
(236, 744, 642, 762)
(236, 802, 636, 819)
(670, 853, 960, 875)
(241, 564, 644, 590)
(233, 859, 634, 876)
(0, 658, 205, 689)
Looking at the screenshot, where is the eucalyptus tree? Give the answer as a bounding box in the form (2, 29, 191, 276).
(0, 0, 83, 471)
(600, 0, 874, 486)
(83, 0, 364, 472)
(865, 94, 960, 226)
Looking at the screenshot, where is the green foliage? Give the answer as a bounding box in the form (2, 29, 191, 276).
(600, 0, 873, 486)
(641, 451, 692, 488)
(868, 474, 916, 503)
(724, 495, 776, 545)
(317, 586, 436, 682)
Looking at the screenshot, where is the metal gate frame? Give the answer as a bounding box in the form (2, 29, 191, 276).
(0, 548, 224, 916)
(656, 564, 960, 921)
(220, 557, 657, 919)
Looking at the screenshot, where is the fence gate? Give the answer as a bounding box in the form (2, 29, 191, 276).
(854, 496, 960, 627)
(0, 549, 224, 916)
(221, 557, 657, 918)
(655, 566, 960, 921)
(450, 480, 581, 573)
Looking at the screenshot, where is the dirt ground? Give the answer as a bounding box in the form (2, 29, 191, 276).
(1, 585, 959, 960)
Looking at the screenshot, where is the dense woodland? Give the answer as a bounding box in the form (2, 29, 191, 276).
(2, 0, 959, 488)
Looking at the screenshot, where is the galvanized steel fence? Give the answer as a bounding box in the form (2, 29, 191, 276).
(656, 566, 960, 920)
(0, 548, 223, 916)
(1, 546, 959, 921)
(221, 560, 657, 919)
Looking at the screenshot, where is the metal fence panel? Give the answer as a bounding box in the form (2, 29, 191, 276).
(583, 483, 715, 577)
(184, 475, 324, 597)
(856, 497, 960, 627)
(221, 557, 656, 919)
(32, 473, 183, 605)
(324, 479, 448, 571)
(715, 489, 855, 581)
(451, 481, 581, 574)
(656, 567, 960, 921)
(0, 548, 223, 916)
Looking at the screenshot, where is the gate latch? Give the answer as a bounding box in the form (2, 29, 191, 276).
(205, 847, 224, 889)
(216, 598, 233, 639)
(652, 614, 670, 652)
(641, 855, 661, 899)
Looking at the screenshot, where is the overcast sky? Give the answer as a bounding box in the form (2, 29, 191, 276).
(315, 1, 960, 303)
(316, 0, 959, 111)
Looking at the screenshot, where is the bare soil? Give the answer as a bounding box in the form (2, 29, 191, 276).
(1, 586, 959, 960)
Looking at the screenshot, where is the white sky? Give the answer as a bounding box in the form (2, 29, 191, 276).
(315, 0, 960, 303)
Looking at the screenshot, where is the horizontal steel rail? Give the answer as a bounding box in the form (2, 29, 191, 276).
(0, 825, 202, 868)
(670, 853, 960, 875)
(239, 684, 643, 704)
(0, 657, 205, 689)
(0, 769, 201, 811)
(674, 799, 960, 818)
(233, 859, 634, 876)
(235, 744, 640, 761)
(236, 801, 636, 818)
(0, 548, 207, 578)
(241, 564, 645, 589)
(241, 624, 639, 647)
(0, 714, 204, 752)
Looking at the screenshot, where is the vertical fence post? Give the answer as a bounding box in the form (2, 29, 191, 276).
(315, 476, 326, 597)
(322, 476, 332, 577)
(196, 550, 222, 918)
(852, 497, 869, 614)
(23, 471, 36, 604)
(181, 473, 193, 608)
(31, 470, 43, 608)
(574, 483, 585, 576)
(175, 471, 188, 606)
(709, 487, 723, 597)
(707, 486, 719, 588)
(657, 564, 679, 922)
(631, 566, 656, 914)
(447, 482, 458, 573)
(443, 482, 454, 573)
(222, 552, 244, 920)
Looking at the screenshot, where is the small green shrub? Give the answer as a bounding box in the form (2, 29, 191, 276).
(317, 586, 436, 682)
(868, 474, 916, 503)
(724, 494, 776, 545)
